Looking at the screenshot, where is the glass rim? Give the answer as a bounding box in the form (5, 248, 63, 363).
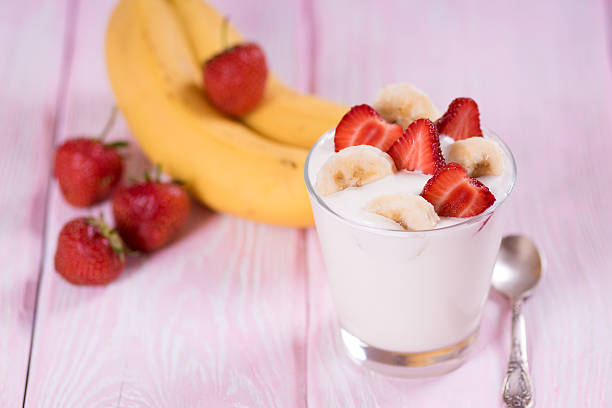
(304, 127, 517, 236)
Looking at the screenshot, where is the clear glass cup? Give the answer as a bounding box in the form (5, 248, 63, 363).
(304, 129, 517, 377)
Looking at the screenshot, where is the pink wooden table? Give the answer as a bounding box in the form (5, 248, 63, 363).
(2, 0, 611, 406)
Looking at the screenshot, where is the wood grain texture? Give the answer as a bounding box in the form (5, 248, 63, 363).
(22, 0, 311, 406)
(28, 213, 308, 407)
(306, 0, 612, 406)
(1, 0, 610, 406)
(0, 0, 70, 405)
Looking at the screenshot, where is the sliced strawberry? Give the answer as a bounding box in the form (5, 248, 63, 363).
(421, 162, 495, 217)
(387, 119, 445, 175)
(436, 97, 483, 141)
(334, 104, 403, 152)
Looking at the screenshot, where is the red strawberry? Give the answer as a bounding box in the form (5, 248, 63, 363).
(421, 162, 495, 217)
(112, 178, 190, 253)
(54, 139, 124, 206)
(204, 43, 268, 116)
(334, 104, 403, 152)
(387, 118, 445, 175)
(53, 108, 125, 207)
(54, 215, 125, 285)
(436, 97, 483, 141)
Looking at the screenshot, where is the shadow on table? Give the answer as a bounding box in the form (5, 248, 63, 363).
(122, 201, 215, 276)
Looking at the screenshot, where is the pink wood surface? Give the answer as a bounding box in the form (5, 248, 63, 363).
(306, 0, 612, 406)
(22, 0, 310, 406)
(0, 0, 70, 405)
(0, 0, 611, 406)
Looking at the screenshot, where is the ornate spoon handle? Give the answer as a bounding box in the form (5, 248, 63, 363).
(501, 300, 534, 408)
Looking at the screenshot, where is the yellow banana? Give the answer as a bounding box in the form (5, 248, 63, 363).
(136, 0, 202, 89)
(168, 0, 347, 149)
(106, 0, 314, 226)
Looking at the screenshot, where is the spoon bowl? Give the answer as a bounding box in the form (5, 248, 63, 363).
(492, 235, 543, 300)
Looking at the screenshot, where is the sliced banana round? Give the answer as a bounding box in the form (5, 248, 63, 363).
(366, 194, 439, 231)
(315, 145, 395, 196)
(447, 137, 505, 177)
(372, 83, 441, 129)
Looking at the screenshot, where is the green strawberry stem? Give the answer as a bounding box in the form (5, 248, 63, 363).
(142, 164, 185, 186)
(154, 163, 161, 181)
(98, 106, 118, 142)
(86, 212, 127, 262)
(106, 141, 128, 148)
(143, 164, 162, 183)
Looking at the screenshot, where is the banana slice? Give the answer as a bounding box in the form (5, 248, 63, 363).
(372, 83, 441, 129)
(447, 137, 504, 177)
(316, 145, 395, 196)
(366, 194, 439, 230)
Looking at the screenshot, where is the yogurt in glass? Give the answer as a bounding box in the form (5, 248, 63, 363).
(305, 128, 516, 377)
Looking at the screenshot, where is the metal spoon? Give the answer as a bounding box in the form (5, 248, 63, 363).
(492, 235, 543, 408)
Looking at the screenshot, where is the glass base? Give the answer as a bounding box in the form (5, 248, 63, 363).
(340, 328, 478, 378)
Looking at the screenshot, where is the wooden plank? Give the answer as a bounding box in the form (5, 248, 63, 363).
(0, 0, 70, 405)
(306, 0, 612, 406)
(24, 0, 310, 406)
(205, 0, 313, 92)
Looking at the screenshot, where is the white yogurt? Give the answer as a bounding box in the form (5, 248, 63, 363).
(305, 129, 516, 353)
(307, 132, 515, 230)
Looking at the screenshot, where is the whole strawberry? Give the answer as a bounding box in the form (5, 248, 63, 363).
(204, 42, 268, 116)
(53, 108, 126, 207)
(112, 173, 190, 253)
(54, 215, 126, 285)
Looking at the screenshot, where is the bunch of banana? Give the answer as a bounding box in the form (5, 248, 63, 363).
(105, 0, 347, 227)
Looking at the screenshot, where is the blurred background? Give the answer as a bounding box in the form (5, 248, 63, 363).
(1, 0, 610, 406)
